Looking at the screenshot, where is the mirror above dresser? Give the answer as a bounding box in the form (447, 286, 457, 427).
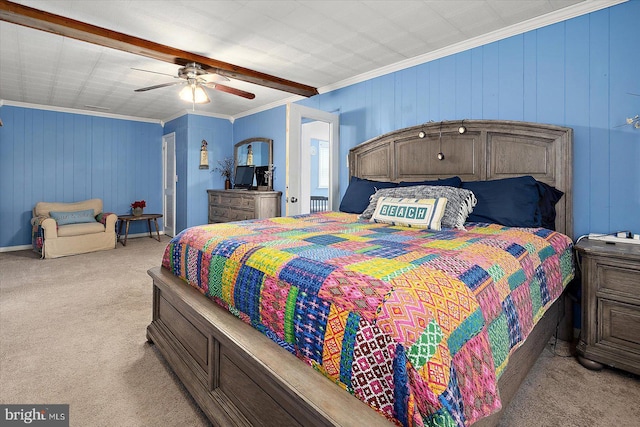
(234, 137, 273, 191)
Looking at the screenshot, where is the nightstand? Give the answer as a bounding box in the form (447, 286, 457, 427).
(574, 239, 640, 375)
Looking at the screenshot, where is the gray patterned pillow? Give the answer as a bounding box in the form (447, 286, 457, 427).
(359, 185, 477, 229)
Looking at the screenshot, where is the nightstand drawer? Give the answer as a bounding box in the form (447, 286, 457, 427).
(600, 299, 640, 352)
(597, 263, 640, 298)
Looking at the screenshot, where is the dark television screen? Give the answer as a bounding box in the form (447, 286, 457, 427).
(234, 165, 255, 189)
(255, 166, 269, 187)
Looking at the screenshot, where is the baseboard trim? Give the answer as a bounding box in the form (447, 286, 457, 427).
(0, 244, 32, 253)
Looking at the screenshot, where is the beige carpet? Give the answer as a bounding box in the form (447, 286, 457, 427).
(1, 237, 638, 426)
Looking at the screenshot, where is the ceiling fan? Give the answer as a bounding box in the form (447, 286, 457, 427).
(134, 62, 256, 104)
(0, 1, 318, 97)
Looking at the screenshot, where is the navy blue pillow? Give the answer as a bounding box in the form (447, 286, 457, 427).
(398, 176, 462, 188)
(462, 176, 543, 227)
(537, 181, 564, 230)
(339, 176, 397, 214)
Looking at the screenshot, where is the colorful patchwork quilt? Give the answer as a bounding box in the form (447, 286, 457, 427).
(162, 212, 574, 426)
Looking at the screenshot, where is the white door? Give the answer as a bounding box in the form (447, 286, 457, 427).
(286, 104, 339, 216)
(162, 133, 176, 237)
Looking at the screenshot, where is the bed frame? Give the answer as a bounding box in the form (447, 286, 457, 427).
(147, 120, 573, 426)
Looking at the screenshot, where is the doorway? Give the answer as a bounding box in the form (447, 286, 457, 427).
(286, 104, 339, 216)
(162, 132, 176, 237)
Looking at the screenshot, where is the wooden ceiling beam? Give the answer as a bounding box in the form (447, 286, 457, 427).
(0, 0, 319, 98)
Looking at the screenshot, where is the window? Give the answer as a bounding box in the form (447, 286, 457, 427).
(318, 140, 329, 188)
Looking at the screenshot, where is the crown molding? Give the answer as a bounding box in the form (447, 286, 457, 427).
(162, 108, 233, 125)
(0, 98, 235, 127)
(232, 94, 304, 121)
(0, 99, 162, 124)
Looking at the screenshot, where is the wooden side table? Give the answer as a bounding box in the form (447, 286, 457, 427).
(117, 213, 163, 246)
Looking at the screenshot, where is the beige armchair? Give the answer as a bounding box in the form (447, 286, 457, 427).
(31, 198, 118, 259)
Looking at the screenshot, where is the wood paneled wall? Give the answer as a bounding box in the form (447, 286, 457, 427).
(1, 2, 639, 247)
(295, 1, 639, 238)
(0, 106, 162, 247)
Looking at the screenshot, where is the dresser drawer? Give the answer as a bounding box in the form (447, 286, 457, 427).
(224, 196, 254, 210)
(209, 205, 254, 222)
(227, 209, 254, 221)
(208, 192, 227, 206)
(209, 206, 230, 220)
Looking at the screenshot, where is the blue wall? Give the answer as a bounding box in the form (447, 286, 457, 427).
(164, 113, 233, 232)
(0, 106, 163, 247)
(185, 114, 233, 228)
(233, 106, 287, 213)
(293, 1, 640, 238)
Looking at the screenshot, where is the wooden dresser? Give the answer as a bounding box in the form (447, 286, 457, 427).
(207, 189, 281, 223)
(574, 239, 640, 375)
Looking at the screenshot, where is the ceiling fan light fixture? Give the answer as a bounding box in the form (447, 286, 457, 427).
(179, 85, 210, 104)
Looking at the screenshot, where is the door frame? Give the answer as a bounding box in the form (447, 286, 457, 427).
(286, 104, 339, 216)
(162, 132, 176, 237)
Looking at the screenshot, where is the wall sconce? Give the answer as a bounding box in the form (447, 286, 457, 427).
(418, 120, 435, 138)
(626, 115, 640, 129)
(624, 92, 639, 129)
(458, 119, 467, 134)
(199, 140, 209, 169)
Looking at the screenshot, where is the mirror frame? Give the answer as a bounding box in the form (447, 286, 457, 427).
(234, 137, 274, 190)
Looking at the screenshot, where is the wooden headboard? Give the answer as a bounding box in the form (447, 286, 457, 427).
(348, 120, 573, 239)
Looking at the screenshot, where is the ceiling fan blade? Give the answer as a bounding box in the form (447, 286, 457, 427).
(204, 83, 255, 100)
(0, 0, 319, 97)
(134, 81, 183, 92)
(202, 73, 230, 83)
(131, 67, 179, 79)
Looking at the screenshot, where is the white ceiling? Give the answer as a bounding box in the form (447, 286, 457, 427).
(0, 1, 622, 122)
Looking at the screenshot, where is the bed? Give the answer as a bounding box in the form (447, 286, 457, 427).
(146, 120, 574, 426)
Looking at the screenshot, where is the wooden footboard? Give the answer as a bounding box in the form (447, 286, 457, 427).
(147, 266, 565, 427)
(146, 266, 393, 426)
